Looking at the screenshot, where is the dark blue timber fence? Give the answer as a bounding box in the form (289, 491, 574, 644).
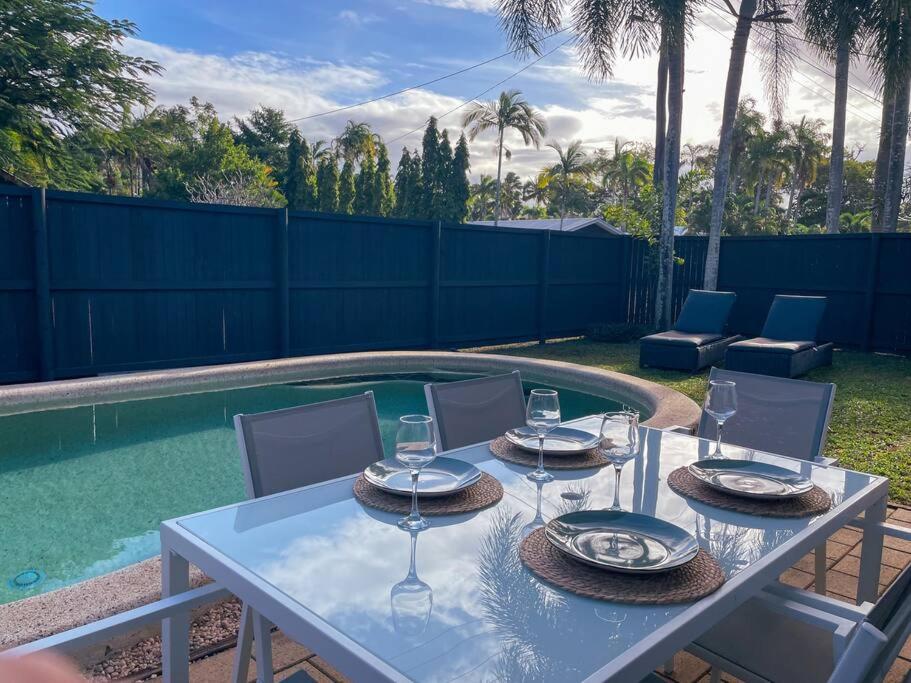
(0, 184, 628, 383)
(1, 183, 910, 384)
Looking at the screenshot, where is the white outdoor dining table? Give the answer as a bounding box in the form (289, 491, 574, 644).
(159, 416, 889, 683)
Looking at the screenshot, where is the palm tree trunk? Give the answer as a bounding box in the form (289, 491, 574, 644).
(703, 0, 757, 291)
(494, 127, 504, 227)
(883, 72, 911, 231)
(825, 38, 850, 234)
(656, 30, 684, 330)
(753, 173, 763, 215)
(872, 89, 896, 232)
(786, 166, 800, 220)
(654, 27, 668, 188)
(763, 177, 773, 210)
(560, 177, 567, 230)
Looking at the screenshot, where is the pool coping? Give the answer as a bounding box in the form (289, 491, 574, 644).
(0, 350, 700, 655)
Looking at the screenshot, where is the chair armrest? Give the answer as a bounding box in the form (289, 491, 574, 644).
(764, 582, 871, 622)
(882, 522, 911, 542)
(663, 425, 694, 435)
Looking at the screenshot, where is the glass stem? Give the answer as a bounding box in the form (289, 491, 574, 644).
(537, 434, 545, 473)
(715, 420, 724, 457)
(611, 464, 623, 510)
(410, 471, 420, 520)
(407, 531, 418, 579)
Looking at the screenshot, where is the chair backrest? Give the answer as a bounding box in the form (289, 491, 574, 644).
(425, 371, 526, 451)
(761, 294, 827, 342)
(234, 392, 384, 499)
(863, 562, 911, 680)
(673, 289, 737, 334)
(697, 368, 835, 461)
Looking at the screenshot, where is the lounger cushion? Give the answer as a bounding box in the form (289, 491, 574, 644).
(673, 290, 737, 334)
(641, 330, 724, 347)
(761, 295, 827, 342)
(727, 337, 815, 354)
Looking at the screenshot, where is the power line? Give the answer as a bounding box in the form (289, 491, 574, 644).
(387, 35, 574, 145)
(700, 4, 882, 122)
(704, 1, 882, 106)
(287, 27, 570, 124)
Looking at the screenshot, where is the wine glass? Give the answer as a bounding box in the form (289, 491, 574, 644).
(705, 380, 737, 459)
(390, 529, 433, 637)
(599, 411, 641, 512)
(525, 389, 560, 483)
(395, 415, 436, 531)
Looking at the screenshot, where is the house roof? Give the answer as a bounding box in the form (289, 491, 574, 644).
(468, 217, 624, 235)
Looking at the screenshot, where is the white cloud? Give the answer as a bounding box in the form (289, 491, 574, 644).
(124, 5, 885, 185)
(338, 9, 382, 25)
(416, 0, 497, 12)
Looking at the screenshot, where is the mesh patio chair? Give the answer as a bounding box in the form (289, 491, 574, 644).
(639, 290, 742, 372)
(725, 294, 834, 377)
(689, 560, 911, 683)
(232, 392, 385, 683)
(697, 368, 837, 467)
(693, 367, 836, 594)
(424, 371, 527, 451)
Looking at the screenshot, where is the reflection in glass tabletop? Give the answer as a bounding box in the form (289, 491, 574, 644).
(175, 416, 882, 682)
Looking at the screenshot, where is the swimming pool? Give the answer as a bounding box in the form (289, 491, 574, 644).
(0, 373, 629, 604)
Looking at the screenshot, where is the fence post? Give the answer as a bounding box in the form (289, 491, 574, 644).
(275, 208, 290, 358)
(861, 233, 881, 351)
(537, 230, 551, 344)
(31, 187, 55, 381)
(429, 221, 442, 349)
(620, 235, 633, 324)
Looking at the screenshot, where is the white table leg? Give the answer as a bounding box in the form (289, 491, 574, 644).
(252, 610, 274, 683)
(232, 603, 254, 683)
(857, 493, 888, 605)
(161, 545, 191, 683)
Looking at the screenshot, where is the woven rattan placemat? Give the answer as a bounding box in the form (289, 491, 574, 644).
(489, 436, 609, 470)
(668, 467, 832, 518)
(353, 472, 503, 515)
(519, 527, 725, 604)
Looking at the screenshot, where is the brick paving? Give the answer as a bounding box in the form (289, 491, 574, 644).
(174, 507, 911, 683)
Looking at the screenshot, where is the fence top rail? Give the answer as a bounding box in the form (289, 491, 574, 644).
(674, 232, 911, 242)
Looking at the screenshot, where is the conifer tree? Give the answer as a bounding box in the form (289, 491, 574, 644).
(374, 143, 394, 216)
(394, 148, 413, 217)
(338, 158, 356, 214)
(354, 147, 377, 215)
(420, 118, 441, 218)
(435, 130, 453, 219)
(405, 151, 423, 218)
(449, 133, 471, 222)
(316, 156, 339, 213)
(299, 136, 318, 210)
(284, 130, 318, 211)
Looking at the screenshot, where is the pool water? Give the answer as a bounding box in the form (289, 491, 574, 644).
(0, 374, 628, 604)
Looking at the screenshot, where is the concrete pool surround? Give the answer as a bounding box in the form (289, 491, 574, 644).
(0, 350, 700, 653)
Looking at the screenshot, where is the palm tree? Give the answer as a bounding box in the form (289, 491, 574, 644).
(784, 117, 828, 220)
(470, 175, 497, 220)
(603, 140, 651, 208)
(867, 0, 911, 232)
(497, 0, 694, 328)
(500, 171, 524, 218)
(335, 120, 376, 163)
(545, 140, 590, 229)
(523, 171, 551, 208)
(461, 90, 547, 226)
(801, 1, 867, 233)
(703, 0, 797, 290)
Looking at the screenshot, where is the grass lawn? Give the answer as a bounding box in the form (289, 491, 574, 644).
(480, 338, 911, 505)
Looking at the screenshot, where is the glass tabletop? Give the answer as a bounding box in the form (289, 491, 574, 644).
(176, 417, 882, 682)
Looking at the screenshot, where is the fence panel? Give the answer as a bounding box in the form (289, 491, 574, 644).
(0, 189, 37, 382)
(545, 232, 626, 336)
(288, 213, 433, 354)
(45, 192, 278, 377)
(873, 234, 911, 352)
(438, 223, 540, 345)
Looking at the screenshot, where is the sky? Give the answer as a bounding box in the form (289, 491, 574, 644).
(95, 0, 886, 181)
